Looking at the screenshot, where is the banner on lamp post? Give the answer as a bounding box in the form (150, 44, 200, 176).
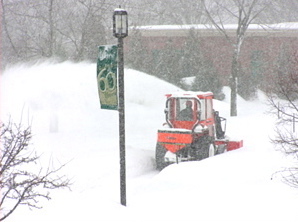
(97, 45, 118, 110)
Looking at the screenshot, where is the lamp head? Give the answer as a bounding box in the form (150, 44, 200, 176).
(113, 8, 128, 38)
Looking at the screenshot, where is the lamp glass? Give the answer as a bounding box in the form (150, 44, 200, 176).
(113, 9, 128, 37)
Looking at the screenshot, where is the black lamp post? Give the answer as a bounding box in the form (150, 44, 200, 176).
(113, 7, 128, 207)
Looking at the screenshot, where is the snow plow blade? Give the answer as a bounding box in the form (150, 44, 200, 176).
(227, 140, 243, 151)
(215, 140, 243, 151)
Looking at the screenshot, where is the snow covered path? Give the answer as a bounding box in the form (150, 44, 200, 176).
(2, 62, 298, 222)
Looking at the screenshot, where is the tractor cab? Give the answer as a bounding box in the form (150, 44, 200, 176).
(164, 92, 216, 137)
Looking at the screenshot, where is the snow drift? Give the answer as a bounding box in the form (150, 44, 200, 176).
(1, 61, 298, 222)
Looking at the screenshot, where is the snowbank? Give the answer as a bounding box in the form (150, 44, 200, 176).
(2, 62, 298, 222)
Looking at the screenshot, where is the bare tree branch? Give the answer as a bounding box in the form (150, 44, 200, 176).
(268, 47, 298, 189)
(0, 120, 71, 221)
(201, 0, 270, 116)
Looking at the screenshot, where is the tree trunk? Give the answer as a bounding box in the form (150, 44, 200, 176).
(230, 49, 239, 116)
(48, 0, 54, 57)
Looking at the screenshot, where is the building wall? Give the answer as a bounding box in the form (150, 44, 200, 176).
(126, 27, 298, 91)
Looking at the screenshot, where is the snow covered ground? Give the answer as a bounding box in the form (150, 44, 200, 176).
(2, 61, 298, 222)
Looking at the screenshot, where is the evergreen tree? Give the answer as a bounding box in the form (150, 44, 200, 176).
(183, 29, 223, 98)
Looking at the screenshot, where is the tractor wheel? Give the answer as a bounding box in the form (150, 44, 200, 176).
(195, 136, 214, 160)
(155, 143, 170, 170)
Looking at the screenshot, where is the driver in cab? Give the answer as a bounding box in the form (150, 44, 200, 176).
(178, 100, 193, 121)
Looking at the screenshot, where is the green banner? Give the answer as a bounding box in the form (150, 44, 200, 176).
(97, 45, 118, 110)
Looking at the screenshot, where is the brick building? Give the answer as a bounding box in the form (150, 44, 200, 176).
(127, 23, 298, 91)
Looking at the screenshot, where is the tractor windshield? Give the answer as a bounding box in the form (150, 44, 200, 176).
(179, 98, 201, 121)
(177, 99, 195, 121)
(166, 97, 201, 129)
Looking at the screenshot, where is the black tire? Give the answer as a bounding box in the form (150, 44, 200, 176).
(194, 136, 214, 160)
(200, 141, 209, 160)
(155, 143, 171, 170)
